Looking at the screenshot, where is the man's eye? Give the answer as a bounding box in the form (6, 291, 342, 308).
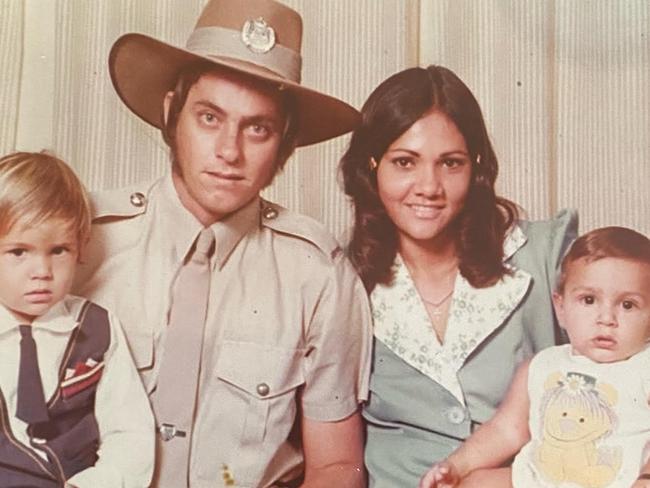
(8, 248, 25, 257)
(52, 246, 69, 256)
(249, 124, 270, 138)
(200, 112, 217, 124)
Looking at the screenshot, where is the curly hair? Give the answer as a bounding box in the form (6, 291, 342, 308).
(340, 65, 518, 292)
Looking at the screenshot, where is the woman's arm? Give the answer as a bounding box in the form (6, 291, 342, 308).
(420, 360, 532, 487)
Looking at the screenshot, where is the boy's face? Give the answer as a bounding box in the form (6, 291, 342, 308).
(553, 257, 650, 363)
(0, 218, 79, 323)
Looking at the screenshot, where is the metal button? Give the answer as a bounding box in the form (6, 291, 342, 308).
(446, 406, 467, 425)
(256, 382, 270, 396)
(130, 192, 146, 207)
(262, 206, 278, 219)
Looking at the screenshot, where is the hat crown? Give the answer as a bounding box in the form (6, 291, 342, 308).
(195, 0, 302, 53)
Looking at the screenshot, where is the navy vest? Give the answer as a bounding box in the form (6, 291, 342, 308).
(0, 301, 110, 487)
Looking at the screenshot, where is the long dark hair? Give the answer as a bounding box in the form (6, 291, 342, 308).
(340, 65, 519, 292)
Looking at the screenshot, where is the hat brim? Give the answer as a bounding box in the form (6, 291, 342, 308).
(109, 33, 360, 147)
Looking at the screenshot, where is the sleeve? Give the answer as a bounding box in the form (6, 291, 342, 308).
(67, 311, 154, 488)
(521, 208, 578, 351)
(300, 254, 373, 422)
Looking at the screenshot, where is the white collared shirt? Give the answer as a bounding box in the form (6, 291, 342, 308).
(0, 296, 154, 487)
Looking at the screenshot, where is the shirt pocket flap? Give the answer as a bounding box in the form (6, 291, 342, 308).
(216, 341, 305, 399)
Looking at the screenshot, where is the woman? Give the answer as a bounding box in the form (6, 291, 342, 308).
(340, 65, 577, 487)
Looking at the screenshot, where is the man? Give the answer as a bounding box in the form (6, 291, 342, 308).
(73, 0, 372, 487)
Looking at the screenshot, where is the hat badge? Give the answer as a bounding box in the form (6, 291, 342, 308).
(241, 17, 276, 54)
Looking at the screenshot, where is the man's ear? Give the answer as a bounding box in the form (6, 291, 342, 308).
(163, 91, 174, 126)
(552, 292, 566, 329)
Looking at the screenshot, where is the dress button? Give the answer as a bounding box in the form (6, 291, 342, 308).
(446, 406, 467, 425)
(256, 382, 270, 396)
(262, 206, 278, 219)
(130, 192, 146, 207)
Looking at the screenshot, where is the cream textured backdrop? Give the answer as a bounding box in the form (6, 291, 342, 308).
(420, 0, 649, 234)
(1, 0, 418, 239)
(2, 0, 648, 237)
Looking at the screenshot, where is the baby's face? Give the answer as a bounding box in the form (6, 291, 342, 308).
(553, 257, 650, 363)
(0, 218, 79, 323)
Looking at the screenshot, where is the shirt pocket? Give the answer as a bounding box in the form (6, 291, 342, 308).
(215, 340, 305, 446)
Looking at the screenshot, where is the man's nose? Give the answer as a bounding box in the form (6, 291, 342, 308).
(215, 123, 241, 164)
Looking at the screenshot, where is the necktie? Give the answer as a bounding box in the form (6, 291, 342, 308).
(16, 325, 49, 424)
(152, 227, 215, 487)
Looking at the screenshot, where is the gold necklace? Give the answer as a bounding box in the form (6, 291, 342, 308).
(421, 289, 454, 319)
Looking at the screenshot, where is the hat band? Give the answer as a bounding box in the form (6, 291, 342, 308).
(186, 26, 302, 83)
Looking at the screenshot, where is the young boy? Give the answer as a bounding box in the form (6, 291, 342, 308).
(420, 226, 650, 488)
(0, 152, 153, 487)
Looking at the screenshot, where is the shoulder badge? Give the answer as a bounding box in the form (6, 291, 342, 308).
(90, 181, 154, 221)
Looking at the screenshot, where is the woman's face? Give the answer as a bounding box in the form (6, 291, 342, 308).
(376, 110, 472, 249)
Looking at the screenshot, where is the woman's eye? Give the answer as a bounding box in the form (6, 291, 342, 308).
(8, 248, 25, 257)
(441, 158, 467, 169)
(392, 158, 413, 168)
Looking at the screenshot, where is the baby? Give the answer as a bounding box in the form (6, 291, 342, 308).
(420, 226, 650, 488)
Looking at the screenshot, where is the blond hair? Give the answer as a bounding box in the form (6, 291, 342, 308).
(0, 151, 91, 243)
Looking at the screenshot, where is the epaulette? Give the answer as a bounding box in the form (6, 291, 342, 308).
(90, 180, 154, 221)
(259, 200, 342, 260)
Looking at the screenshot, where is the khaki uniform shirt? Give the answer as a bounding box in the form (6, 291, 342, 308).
(74, 174, 372, 487)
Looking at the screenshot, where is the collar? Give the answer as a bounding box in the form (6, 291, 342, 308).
(160, 173, 261, 269)
(0, 301, 78, 337)
(210, 197, 260, 269)
(371, 223, 532, 404)
(503, 223, 527, 261)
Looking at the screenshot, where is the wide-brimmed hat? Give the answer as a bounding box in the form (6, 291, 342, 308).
(109, 0, 360, 147)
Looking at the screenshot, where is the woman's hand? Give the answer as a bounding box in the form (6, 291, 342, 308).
(418, 460, 461, 488)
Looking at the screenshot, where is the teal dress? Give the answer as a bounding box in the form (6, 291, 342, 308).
(363, 210, 578, 487)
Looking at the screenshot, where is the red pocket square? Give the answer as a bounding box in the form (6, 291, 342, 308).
(61, 359, 105, 399)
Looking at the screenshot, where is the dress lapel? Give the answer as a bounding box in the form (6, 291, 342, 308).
(372, 224, 531, 405)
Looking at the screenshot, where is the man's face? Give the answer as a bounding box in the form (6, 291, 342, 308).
(165, 71, 287, 225)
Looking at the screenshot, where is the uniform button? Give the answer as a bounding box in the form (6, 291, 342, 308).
(256, 382, 270, 396)
(446, 406, 467, 425)
(130, 192, 146, 207)
(262, 206, 278, 219)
